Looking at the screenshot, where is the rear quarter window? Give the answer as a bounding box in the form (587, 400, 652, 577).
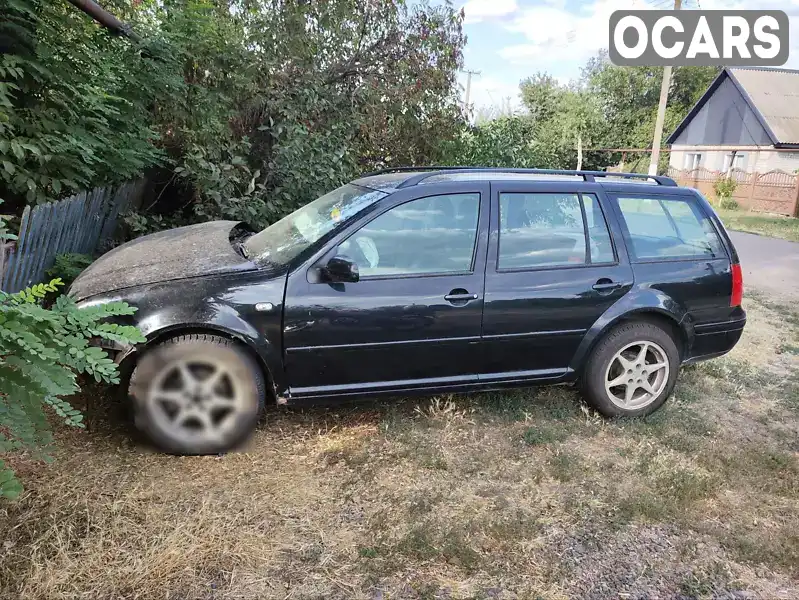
(614, 195, 725, 261)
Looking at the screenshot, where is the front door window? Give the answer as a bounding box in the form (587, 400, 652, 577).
(338, 193, 481, 277)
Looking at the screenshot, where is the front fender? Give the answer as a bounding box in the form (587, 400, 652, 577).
(569, 287, 693, 374)
(97, 272, 288, 401)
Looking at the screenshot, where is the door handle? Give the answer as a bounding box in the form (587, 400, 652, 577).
(592, 280, 622, 292)
(444, 293, 479, 302)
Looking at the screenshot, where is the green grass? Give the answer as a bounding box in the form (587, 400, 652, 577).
(716, 208, 799, 242)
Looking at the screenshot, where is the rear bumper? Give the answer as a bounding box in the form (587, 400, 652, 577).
(684, 314, 746, 364)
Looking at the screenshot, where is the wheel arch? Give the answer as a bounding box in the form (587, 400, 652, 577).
(570, 305, 692, 376)
(119, 323, 282, 404)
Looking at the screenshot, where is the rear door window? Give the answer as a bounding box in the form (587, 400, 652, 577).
(614, 195, 725, 261)
(497, 192, 615, 270)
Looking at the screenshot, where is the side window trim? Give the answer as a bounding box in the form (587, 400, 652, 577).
(577, 192, 591, 264)
(579, 191, 619, 266)
(334, 192, 483, 281)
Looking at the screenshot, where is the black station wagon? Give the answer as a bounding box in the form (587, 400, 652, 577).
(69, 168, 746, 454)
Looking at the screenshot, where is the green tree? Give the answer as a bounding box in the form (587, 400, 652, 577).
(0, 0, 175, 209)
(2, 0, 466, 231)
(581, 53, 718, 170)
(135, 0, 466, 229)
(520, 72, 565, 124)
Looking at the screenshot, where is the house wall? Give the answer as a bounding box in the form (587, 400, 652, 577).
(669, 146, 799, 174)
(752, 150, 799, 173)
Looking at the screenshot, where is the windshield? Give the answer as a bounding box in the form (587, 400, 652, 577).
(244, 183, 387, 265)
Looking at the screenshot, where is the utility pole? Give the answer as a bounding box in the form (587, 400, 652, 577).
(463, 69, 480, 112)
(648, 0, 682, 175)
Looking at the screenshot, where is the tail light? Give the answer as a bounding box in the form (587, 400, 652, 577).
(731, 263, 743, 307)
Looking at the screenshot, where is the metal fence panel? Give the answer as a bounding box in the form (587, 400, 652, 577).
(1, 180, 147, 292)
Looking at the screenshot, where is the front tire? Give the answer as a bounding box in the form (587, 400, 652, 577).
(580, 321, 680, 418)
(129, 334, 265, 454)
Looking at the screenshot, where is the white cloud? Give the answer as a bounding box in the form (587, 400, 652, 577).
(459, 73, 523, 117)
(500, 0, 658, 67)
(462, 0, 519, 24)
(500, 0, 799, 71)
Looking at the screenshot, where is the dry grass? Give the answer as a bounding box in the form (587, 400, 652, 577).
(1, 294, 799, 599)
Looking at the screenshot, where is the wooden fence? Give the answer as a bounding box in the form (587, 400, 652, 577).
(1, 180, 147, 293)
(667, 167, 799, 216)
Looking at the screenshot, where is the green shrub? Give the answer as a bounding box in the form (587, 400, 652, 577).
(0, 278, 146, 499)
(713, 176, 738, 207)
(719, 196, 739, 210)
(45, 253, 93, 286)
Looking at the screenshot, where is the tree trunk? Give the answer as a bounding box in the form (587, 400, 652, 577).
(576, 134, 583, 171)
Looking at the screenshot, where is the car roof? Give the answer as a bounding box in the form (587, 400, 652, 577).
(353, 168, 686, 194)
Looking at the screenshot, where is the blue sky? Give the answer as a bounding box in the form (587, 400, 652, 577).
(456, 0, 799, 113)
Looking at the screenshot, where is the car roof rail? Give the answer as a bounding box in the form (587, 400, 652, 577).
(362, 166, 678, 187)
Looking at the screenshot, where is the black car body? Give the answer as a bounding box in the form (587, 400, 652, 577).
(70, 168, 746, 452)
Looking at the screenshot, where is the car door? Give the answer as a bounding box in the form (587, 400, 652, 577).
(282, 182, 490, 399)
(481, 181, 634, 382)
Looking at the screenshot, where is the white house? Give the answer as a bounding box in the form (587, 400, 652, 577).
(668, 67, 799, 175)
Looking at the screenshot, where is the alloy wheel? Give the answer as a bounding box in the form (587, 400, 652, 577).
(145, 358, 249, 446)
(604, 340, 670, 410)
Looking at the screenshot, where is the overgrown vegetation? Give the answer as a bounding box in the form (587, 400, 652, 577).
(0, 0, 166, 208)
(1, 0, 466, 230)
(0, 277, 145, 498)
(0, 202, 144, 499)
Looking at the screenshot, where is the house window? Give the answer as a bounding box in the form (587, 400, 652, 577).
(683, 153, 702, 170)
(723, 152, 747, 172)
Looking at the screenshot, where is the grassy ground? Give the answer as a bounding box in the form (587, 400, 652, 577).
(1, 294, 799, 599)
(716, 208, 799, 243)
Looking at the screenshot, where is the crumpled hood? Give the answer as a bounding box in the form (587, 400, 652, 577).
(69, 221, 257, 301)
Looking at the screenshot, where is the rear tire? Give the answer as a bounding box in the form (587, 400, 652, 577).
(129, 334, 265, 454)
(580, 321, 680, 418)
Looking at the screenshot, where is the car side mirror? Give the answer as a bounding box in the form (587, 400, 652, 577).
(324, 255, 359, 283)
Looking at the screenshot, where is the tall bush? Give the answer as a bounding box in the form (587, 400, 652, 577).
(0, 277, 145, 499)
(714, 176, 739, 209)
(0, 0, 176, 208)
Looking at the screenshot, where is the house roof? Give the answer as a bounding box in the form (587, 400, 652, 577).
(667, 67, 799, 148)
